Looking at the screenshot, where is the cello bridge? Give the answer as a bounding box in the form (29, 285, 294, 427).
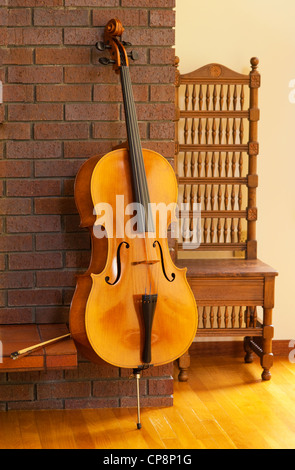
(131, 259, 160, 266)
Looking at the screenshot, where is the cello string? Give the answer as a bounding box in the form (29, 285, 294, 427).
(123, 68, 145, 209)
(122, 66, 154, 293)
(120, 67, 141, 204)
(121, 67, 145, 234)
(123, 67, 148, 237)
(124, 66, 160, 295)
(121, 66, 150, 294)
(120, 66, 143, 295)
(126, 69, 154, 265)
(120, 48, 147, 289)
(125, 70, 159, 293)
(124, 67, 152, 233)
(123, 65, 161, 298)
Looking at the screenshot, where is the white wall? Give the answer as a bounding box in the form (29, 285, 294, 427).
(175, 0, 295, 340)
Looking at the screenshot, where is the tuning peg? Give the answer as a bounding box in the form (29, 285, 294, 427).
(127, 50, 139, 61)
(99, 57, 115, 65)
(122, 41, 132, 47)
(95, 41, 111, 51)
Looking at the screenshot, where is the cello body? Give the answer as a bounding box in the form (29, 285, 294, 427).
(69, 18, 198, 370)
(85, 147, 197, 368)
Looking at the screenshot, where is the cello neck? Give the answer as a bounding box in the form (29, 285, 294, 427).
(120, 65, 154, 233)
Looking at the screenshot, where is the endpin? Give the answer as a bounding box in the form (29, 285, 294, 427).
(130, 367, 143, 430)
(135, 369, 142, 430)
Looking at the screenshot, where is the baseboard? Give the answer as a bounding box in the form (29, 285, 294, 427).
(189, 339, 292, 357)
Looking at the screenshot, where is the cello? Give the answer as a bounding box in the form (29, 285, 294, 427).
(69, 19, 198, 426)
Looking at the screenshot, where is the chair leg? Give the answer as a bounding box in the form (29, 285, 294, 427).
(178, 349, 190, 382)
(261, 307, 274, 381)
(244, 336, 254, 363)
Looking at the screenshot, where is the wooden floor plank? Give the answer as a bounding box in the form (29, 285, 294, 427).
(0, 356, 295, 449)
(189, 359, 274, 449)
(82, 409, 116, 449)
(112, 408, 150, 449)
(161, 405, 210, 449)
(63, 410, 96, 449)
(17, 411, 42, 449)
(31, 411, 57, 449)
(0, 411, 23, 449)
(140, 409, 167, 449)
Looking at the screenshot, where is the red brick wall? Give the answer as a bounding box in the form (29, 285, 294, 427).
(0, 1, 175, 410)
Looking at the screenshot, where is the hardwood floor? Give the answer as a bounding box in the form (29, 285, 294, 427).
(1, 355, 295, 449)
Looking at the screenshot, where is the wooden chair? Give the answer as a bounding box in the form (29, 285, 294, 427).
(174, 58, 278, 381)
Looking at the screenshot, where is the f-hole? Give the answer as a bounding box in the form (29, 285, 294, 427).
(153, 240, 175, 282)
(105, 241, 130, 285)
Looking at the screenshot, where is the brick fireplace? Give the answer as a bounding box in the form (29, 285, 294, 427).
(0, 0, 176, 410)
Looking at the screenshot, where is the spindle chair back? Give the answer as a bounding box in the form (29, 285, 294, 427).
(175, 58, 278, 381)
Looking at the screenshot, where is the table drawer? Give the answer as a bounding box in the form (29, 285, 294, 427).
(188, 277, 264, 305)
